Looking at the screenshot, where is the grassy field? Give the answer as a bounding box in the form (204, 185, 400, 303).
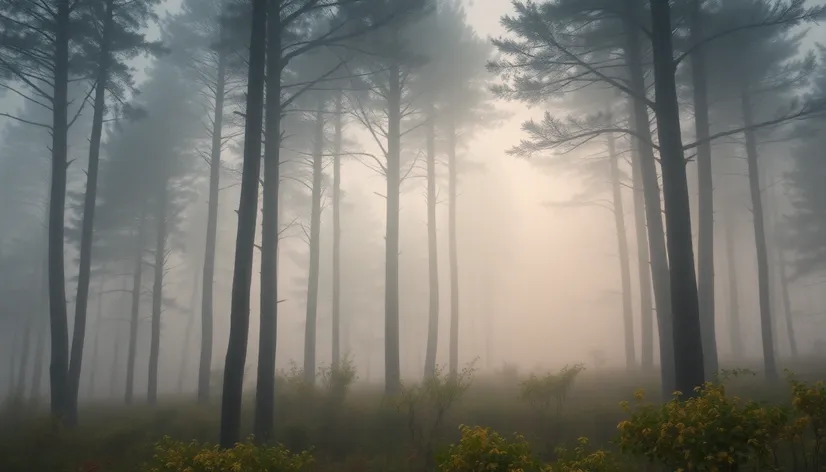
(0, 360, 822, 471)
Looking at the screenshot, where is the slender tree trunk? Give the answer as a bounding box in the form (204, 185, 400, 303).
(447, 112, 460, 378)
(48, 0, 72, 421)
(689, 0, 718, 379)
(385, 60, 402, 394)
(608, 133, 636, 368)
(8, 334, 18, 399)
(723, 216, 744, 359)
(630, 136, 654, 371)
(622, 6, 675, 396)
(199, 41, 227, 404)
(147, 174, 169, 405)
(252, 3, 279, 444)
(766, 183, 798, 360)
(30, 309, 47, 403)
(303, 102, 324, 384)
(179, 261, 201, 395)
(110, 336, 119, 399)
(223, 0, 266, 448)
(741, 90, 777, 380)
(424, 102, 440, 378)
(16, 302, 33, 400)
(650, 0, 706, 397)
(87, 287, 103, 399)
(332, 92, 343, 366)
(68, 0, 113, 425)
(125, 208, 148, 404)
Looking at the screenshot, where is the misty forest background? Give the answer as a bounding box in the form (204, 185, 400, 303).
(3, 0, 826, 451)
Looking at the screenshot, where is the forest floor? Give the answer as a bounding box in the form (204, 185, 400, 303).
(0, 359, 818, 472)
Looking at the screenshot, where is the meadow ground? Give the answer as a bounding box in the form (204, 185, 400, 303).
(0, 358, 823, 472)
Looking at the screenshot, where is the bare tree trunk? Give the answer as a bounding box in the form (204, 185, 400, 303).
(740, 90, 777, 381)
(385, 59, 402, 394)
(424, 102, 440, 378)
(448, 112, 460, 378)
(223, 0, 265, 446)
(87, 286, 103, 399)
(199, 40, 227, 404)
(766, 184, 798, 360)
(30, 311, 47, 403)
(304, 102, 324, 383)
(125, 208, 147, 404)
(332, 92, 343, 366)
(109, 336, 119, 399)
(608, 133, 636, 368)
(622, 5, 675, 397)
(723, 215, 744, 359)
(180, 261, 201, 395)
(689, 0, 718, 379)
(630, 136, 654, 371)
(147, 174, 169, 405)
(68, 0, 113, 426)
(48, 0, 72, 421)
(16, 302, 33, 401)
(650, 0, 706, 397)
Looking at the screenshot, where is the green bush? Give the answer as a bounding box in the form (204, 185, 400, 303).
(146, 436, 313, 472)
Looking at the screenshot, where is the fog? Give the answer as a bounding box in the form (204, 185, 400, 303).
(2, 0, 826, 423)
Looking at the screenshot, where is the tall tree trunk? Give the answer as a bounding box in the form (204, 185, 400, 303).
(125, 208, 147, 404)
(448, 112, 460, 378)
(303, 102, 324, 383)
(332, 92, 343, 366)
(622, 6, 675, 396)
(424, 102, 440, 378)
(650, 0, 706, 397)
(766, 183, 798, 360)
(87, 286, 103, 399)
(723, 216, 744, 359)
(109, 336, 119, 399)
(68, 0, 113, 425)
(385, 60, 402, 394)
(179, 261, 201, 395)
(8, 334, 18, 399)
(252, 3, 279, 444)
(608, 133, 636, 368)
(630, 136, 654, 371)
(740, 90, 777, 381)
(30, 310, 47, 403)
(147, 174, 169, 405)
(199, 41, 227, 404)
(48, 0, 72, 421)
(689, 0, 718, 379)
(16, 301, 33, 400)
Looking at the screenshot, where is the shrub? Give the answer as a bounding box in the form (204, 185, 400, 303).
(617, 382, 789, 471)
(437, 425, 545, 472)
(146, 436, 313, 472)
(549, 437, 629, 472)
(520, 364, 585, 415)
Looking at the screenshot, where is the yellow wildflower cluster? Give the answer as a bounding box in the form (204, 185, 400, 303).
(146, 436, 314, 472)
(437, 425, 544, 472)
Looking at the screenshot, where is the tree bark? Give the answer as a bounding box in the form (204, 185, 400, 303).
(385, 59, 402, 394)
(48, 0, 72, 421)
(424, 102, 440, 378)
(68, 0, 113, 425)
(741, 90, 777, 380)
(147, 172, 169, 405)
(447, 112, 460, 378)
(332, 92, 343, 366)
(723, 215, 744, 359)
(607, 133, 636, 368)
(622, 4, 675, 397)
(198, 41, 227, 404)
(125, 208, 147, 404)
(689, 0, 719, 379)
(650, 0, 706, 397)
(303, 102, 324, 384)
(629, 135, 654, 371)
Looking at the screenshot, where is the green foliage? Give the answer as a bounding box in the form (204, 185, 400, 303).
(520, 364, 585, 415)
(437, 425, 544, 472)
(549, 437, 629, 472)
(146, 436, 313, 472)
(318, 354, 358, 403)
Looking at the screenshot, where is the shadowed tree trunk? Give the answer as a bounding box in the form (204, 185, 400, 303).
(147, 173, 169, 405)
(199, 38, 227, 404)
(125, 208, 147, 404)
(180, 260, 201, 394)
(740, 89, 777, 381)
(304, 102, 325, 384)
(87, 286, 103, 398)
(332, 92, 343, 367)
(424, 102, 440, 378)
(629, 135, 654, 371)
(110, 336, 119, 399)
(448, 112, 459, 378)
(622, 3, 675, 397)
(16, 301, 33, 400)
(767, 184, 798, 360)
(607, 133, 635, 368)
(723, 215, 744, 359)
(650, 0, 706, 397)
(48, 0, 72, 421)
(68, 0, 114, 426)
(689, 0, 719, 379)
(385, 58, 402, 394)
(30, 311, 47, 403)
